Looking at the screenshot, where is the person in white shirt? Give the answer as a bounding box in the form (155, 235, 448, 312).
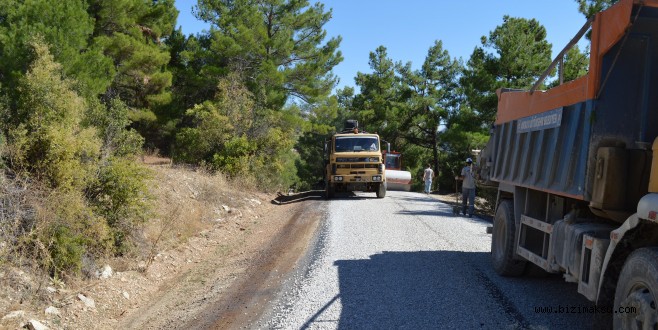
(458, 158, 476, 217)
(422, 164, 434, 194)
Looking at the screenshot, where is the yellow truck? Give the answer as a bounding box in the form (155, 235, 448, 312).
(324, 120, 388, 199)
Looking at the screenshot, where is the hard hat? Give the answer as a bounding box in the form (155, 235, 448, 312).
(466, 158, 473, 163)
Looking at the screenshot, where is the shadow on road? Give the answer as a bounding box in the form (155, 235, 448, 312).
(327, 251, 590, 329)
(271, 190, 325, 204)
(329, 192, 377, 200)
(394, 206, 493, 225)
(393, 195, 442, 204)
(391, 194, 494, 222)
(272, 191, 383, 204)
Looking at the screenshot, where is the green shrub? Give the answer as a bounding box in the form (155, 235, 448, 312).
(174, 101, 233, 164)
(48, 225, 86, 275)
(252, 153, 299, 191)
(89, 158, 152, 253)
(6, 39, 102, 191)
(33, 125, 100, 190)
(0, 38, 155, 276)
(210, 136, 254, 176)
(36, 190, 113, 276)
(174, 127, 210, 164)
(86, 98, 145, 158)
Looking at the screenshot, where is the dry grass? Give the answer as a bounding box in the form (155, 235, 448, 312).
(136, 161, 263, 268)
(0, 155, 271, 323)
(0, 175, 55, 318)
(0, 175, 42, 266)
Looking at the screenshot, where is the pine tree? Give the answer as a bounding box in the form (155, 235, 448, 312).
(353, 46, 402, 141)
(576, 0, 618, 19)
(398, 41, 462, 184)
(550, 45, 590, 88)
(461, 16, 552, 123)
(0, 0, 113, 98)
(87, 0, 178, 147)
(196, 0, 342, 109)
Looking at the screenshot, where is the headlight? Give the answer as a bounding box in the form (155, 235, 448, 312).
(334, 176, 343, 182)
(368, 157, 378, 162)
(372, 175, 382, 182)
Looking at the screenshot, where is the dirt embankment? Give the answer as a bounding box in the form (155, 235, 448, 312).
(0, 158, 324, 330)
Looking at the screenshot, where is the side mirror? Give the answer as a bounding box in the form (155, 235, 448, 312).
(323, 140, 329, 159)
(381, 139, 391, 153)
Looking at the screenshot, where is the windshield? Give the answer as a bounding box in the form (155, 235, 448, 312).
(386, 154, 401, 168)
(335, 136, 379, 152)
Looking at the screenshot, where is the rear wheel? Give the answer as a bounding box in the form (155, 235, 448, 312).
(491, 200, 526, 276)
(376, 182, 386, 198)
(613, 247, 658, 329)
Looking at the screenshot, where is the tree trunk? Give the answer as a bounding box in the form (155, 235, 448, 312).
(432, 127, 439, 192)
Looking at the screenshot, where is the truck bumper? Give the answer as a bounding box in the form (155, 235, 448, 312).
(330, 174, 384, 192)
(331, 174, 383, 184)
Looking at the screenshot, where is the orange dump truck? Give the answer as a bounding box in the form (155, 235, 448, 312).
(479, 0, 658, 327)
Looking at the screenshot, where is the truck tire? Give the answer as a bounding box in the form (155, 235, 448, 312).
(491, 200, 526, 276)
(613, 247, 658, 329)
(376, 182, 386, 198)
(325, 181, 335, 199)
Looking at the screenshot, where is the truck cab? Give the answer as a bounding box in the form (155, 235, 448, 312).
(324, 121, 387, 199)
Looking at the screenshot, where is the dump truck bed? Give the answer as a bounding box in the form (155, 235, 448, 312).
(488, 0, 658, 202)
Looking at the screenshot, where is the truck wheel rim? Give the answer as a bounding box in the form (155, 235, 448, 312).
(618, 282, 658, 328)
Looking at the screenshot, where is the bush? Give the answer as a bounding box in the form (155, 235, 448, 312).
(0, 175, 34, 267)
(47, 225, 86, 275)
(174, 127, 211, 164)
(88, 158, 152, 253)
(173, 101, 233, 164)
(251, 134, 300, 191)
(5, 38, 102, 191)
(210, 136, 254, 176)
(86, 98, 145, 158)
(0, 39, 153, 276)
(35, 189, 113, 277)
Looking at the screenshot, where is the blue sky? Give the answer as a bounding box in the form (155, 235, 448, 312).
(174, 1, 589, 90)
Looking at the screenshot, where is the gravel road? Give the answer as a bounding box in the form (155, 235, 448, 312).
(262, 190, 593, 329)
